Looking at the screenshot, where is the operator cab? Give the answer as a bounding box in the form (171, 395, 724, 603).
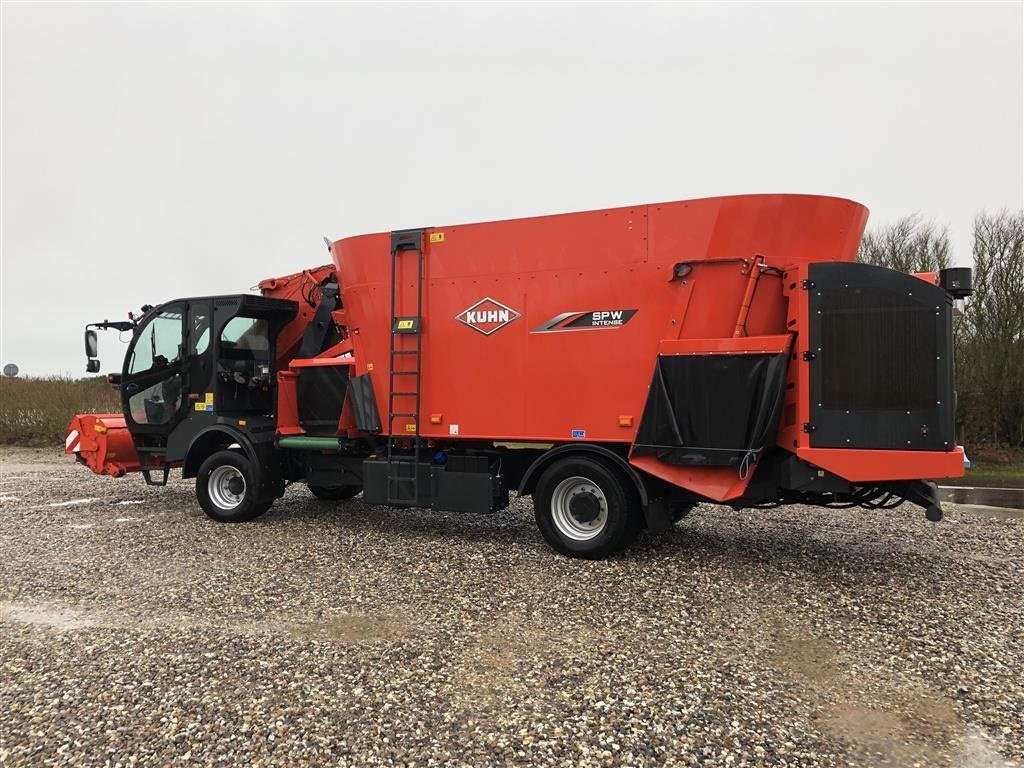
(84, 295, 297, 458)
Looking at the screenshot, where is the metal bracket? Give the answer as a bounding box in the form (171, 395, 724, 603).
(390, 228, 424, 255)
(802, 350, 817, 361)
(801, 279, 815, 290)
(296, 282, 340, 359)
(802, 422, 816, 434)
(141, 466, 171, 486)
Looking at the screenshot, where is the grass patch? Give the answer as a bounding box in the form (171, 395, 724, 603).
(956, 462, 1024, 488)
(0, 376, 121, 447)
(941, 444, 1024, 488)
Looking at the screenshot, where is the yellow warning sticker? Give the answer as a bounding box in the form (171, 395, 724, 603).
(405, 423, 417, 432)
(204, 392, 214, 404)
(429, 232, 445, 243)
(195, 402, 206, 411)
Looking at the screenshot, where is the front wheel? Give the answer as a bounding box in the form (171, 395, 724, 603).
(196, 450, 271, 523)
(533, 456, 642, 559)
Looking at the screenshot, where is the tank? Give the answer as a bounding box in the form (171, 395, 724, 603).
(304, 194, 963, 503)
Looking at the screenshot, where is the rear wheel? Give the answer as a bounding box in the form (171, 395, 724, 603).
(196, 450, 271, 523)
(533, 456, 642, 559)
(309, 484, 362, 501)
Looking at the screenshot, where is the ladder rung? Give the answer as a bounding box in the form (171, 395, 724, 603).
(390, 391, 418, 397)
(390, 412, 417, 418)
(392, 350, 419, 356)
(391, 371, 418, 376)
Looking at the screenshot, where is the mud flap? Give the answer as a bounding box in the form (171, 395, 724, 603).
(642, 498, 673, 533)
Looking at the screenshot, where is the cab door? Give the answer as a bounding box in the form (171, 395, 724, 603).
(121, 303, 189, 439)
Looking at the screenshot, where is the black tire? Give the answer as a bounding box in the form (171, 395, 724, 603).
(533, 456, 642, 559)
(196, 450, 271, 523)
(308, 484, 362, 501)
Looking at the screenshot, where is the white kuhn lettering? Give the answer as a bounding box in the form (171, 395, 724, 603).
(466, 309, 510, 324)
(455, 297, 522, 336)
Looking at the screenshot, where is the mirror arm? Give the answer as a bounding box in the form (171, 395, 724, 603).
(89, 320, 134, 332)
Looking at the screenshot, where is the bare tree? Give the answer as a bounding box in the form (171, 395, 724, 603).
(956, 211, 1024, 446)
(859, 211, 1023, 446)
(858, 214, 951, 273)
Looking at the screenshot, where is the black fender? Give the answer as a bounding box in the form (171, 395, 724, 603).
(176, 424, 284, 503)
(179, 424, 259, 477)
(517, 443, 650, 508)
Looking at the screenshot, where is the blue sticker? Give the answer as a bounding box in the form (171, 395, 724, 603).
(571, 429, 585, 439)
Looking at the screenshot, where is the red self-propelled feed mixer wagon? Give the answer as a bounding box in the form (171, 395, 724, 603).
(68, 194, 972, 558)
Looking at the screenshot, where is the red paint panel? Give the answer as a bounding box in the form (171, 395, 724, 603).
(628, 455, 751, 502)
(333, 195, 869, 447)
(798, 446, 966, 482)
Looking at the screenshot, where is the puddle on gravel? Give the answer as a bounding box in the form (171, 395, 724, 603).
(0, 599, 410, 646)
(769, 621, 969, 766)
(952, 727, 1017, 768)
(0, 602, 98, 631)
(822, 695, 962, 766)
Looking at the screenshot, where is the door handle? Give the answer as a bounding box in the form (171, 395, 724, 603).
(125, 383, 139, 395)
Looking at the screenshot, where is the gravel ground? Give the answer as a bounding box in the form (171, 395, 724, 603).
(1, 448, 1021, 767)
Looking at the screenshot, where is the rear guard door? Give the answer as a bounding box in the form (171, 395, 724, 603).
(807, 262, 954, 450)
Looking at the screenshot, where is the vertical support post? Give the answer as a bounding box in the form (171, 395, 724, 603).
(733, 255, 765, 338)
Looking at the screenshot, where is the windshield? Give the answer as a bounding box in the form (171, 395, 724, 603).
(128, 307, 184, 375)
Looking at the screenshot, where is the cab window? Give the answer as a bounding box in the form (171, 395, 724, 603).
(128, 307, 184, 375)
(191, 308, 211, 356)
(220, 317, 269, 354)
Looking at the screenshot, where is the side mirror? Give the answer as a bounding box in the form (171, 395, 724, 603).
(86, 359, 101, 373)
(85, 329, 98, 358)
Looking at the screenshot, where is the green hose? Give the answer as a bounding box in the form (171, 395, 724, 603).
(277, 436, 342, 451)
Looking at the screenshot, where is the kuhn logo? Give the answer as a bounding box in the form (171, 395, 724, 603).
(456, 297, 521, 336)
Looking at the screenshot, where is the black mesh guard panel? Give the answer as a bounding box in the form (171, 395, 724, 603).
(632, 352, 789, 466)
(808, 261, 955, 450)
(296, 366, 349, 435)
(348, 373, 382, 433)
(820, 287, 936, 410)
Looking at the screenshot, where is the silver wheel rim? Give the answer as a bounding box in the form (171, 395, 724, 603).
(551, 476, 608, 541)
(208, 465, 245, 510)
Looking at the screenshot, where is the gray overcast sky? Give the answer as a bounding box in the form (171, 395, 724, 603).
(2, 1, 1022, 375)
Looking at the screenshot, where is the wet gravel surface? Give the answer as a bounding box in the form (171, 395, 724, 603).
(1, 448, 1022, 767)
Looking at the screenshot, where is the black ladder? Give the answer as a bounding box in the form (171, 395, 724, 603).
(385, 228, 424, 505)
